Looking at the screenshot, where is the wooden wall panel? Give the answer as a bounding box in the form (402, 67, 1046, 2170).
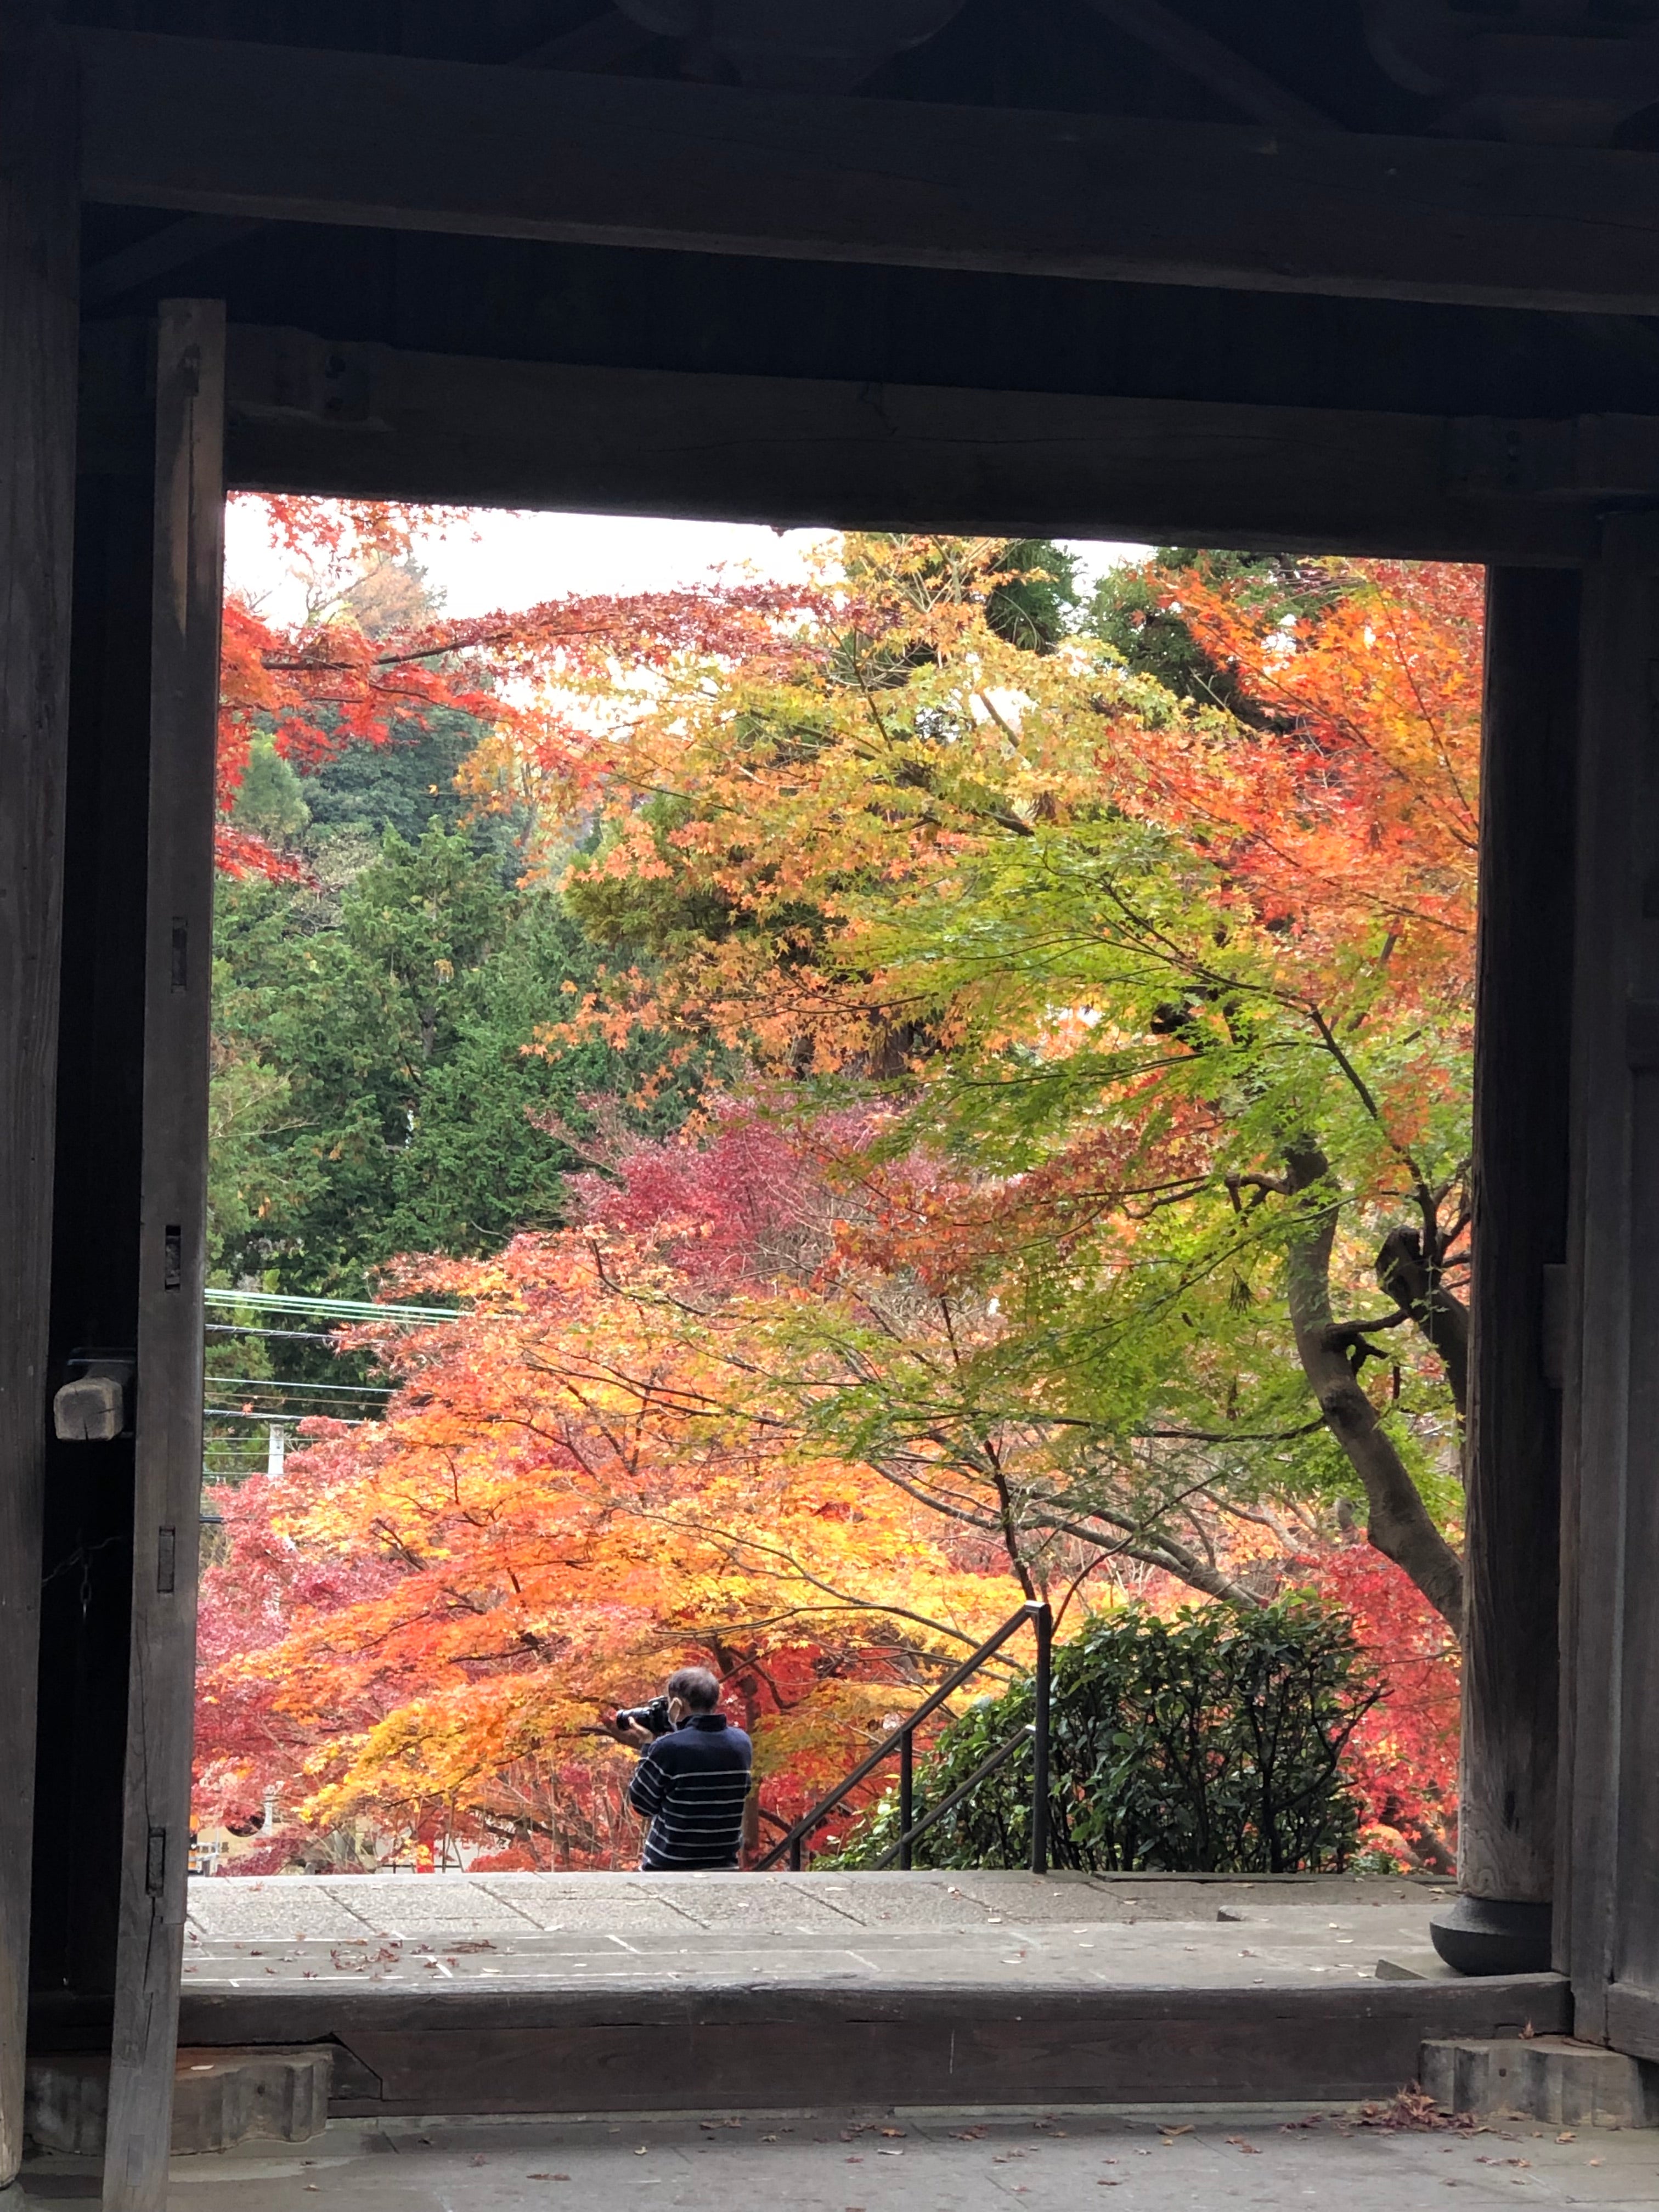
(0, 7, 77, 2186)
(29, 467, 153, 2013)
(1558, 522, 1659, 2033)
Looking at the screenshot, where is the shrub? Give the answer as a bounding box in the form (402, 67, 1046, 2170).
(832, 1598, 1380, 1874)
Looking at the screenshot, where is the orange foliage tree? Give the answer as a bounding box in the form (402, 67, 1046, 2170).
(193, 1112, 1015, 1868)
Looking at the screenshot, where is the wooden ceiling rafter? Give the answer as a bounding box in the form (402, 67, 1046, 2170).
(1080, 0, 1340, 132)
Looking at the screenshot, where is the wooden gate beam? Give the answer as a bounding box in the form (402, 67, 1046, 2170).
(100, 300, 224, 2212)
(93, 323, 1610, 565)
(74, 26, 1659, 319)
(0, 8, 77, 2185)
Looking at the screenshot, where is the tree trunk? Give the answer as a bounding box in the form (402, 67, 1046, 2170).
(1284, 1149, 1466, 1631)
(1375, 1224, 1469, 1426)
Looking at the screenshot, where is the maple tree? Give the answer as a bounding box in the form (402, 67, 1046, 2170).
(536, 536, 1477, 1635)
(1297, 1541, 1460, 1871)
(207, 499, 831, 1334)
(193, 1130, 1015, 1865)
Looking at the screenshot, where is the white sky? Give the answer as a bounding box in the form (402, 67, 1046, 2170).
(223, 500, 1149, 623)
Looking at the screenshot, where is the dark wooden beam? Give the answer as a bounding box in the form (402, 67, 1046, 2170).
(78, 6, 658, 312)
(82, 216, 257, 308)
(515, 9, 654, 70)
(72, 27, 1659, 318)
(0, 8, 76, 2187)
(101, 300, 224, 2212)
(1436, 569, 1577, 1976)
(1081, 0, 1338, 133)
(180, 324, 1604, 562)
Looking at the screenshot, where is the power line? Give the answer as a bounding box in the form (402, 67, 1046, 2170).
(204, 1407, 367, 1425)
(205, 1322, 335, 1343)
(204, 1288, 460, 1324)
(208, 1375, 395, 1396)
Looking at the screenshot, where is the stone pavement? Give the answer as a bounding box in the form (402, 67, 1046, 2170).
(15, 2104, 1659, 2212)
(180, 1871, 1446, 1991)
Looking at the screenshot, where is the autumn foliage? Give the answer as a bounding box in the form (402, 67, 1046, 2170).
(198, 524, 1474, 1873)
(216, 494, 827, 877)
(194, 1119, 1014, 1867)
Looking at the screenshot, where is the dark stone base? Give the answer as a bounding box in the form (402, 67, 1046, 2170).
(1430, 1895, 1554, 1977)
(25, 2045, 331, 2154)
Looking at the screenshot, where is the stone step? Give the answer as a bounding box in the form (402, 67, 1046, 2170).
(26, 2045, 332, 2155)
(1420, 2035, 1656, 2129)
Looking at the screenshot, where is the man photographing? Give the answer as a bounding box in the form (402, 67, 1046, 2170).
(606, 1667, 754, 1871)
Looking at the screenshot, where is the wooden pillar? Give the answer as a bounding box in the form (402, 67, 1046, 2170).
(0, 6, 77, 2185)
(1430, 571, 1577, 1977)
(101, 301, 225, 2212)
(1556, 517, 1659, 2051)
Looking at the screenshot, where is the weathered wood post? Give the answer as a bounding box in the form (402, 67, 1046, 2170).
(1554, 520, 1659, 2049)
(0, 3, 77, 2183)
(100, 301, 225, 2212)
(1430, 569, 1577, 1977)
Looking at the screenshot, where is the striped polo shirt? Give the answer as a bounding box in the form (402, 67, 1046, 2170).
(628, 1712, 753, 1871)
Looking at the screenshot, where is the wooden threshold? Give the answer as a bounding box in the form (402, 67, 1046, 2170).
(31, 1975, 1572, 2115)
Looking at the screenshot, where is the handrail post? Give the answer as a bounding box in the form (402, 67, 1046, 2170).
(1030, 1601, 1052, 1875)
(899, 1728, 914, 1871)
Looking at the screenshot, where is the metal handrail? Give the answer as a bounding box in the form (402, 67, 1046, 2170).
(754, 1597, 1053, 1874)
(869, 1724, 1035, 1871)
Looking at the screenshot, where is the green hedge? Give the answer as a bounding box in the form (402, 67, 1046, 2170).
(831, 1598, 1379, 1874)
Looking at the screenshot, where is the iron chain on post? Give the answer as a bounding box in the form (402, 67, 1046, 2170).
(1029, 1600, 1052, 1876)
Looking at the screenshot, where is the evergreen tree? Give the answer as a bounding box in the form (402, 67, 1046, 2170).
(1087, 549, 1343, 718)
(210, 824, 692, 1301)
(231, 736, 310, 848)
(985, 537, 1079, 652)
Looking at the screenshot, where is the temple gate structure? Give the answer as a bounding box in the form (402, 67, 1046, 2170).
(5, 0, 1659, 2201)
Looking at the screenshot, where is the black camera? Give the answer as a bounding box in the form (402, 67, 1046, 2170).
(613, 1695, 674, 1738)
